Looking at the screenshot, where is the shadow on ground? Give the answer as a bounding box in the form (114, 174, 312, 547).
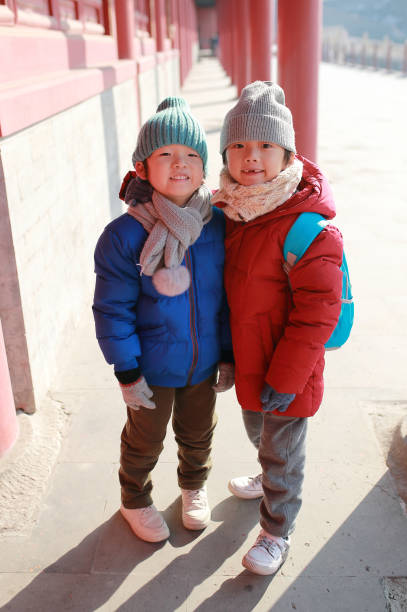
(3, 473, 406, 611)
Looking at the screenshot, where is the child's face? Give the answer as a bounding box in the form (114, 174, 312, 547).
(226, 141, 292, 186)
(135, 144, 204, 206)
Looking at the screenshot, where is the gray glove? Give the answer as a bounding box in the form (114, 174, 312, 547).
(260, 383, 295, 413)
(213, 363, 235, 392)
(120, 376, 156, 411)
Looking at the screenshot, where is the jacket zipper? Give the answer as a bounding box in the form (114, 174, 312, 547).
(185, 250, 198, 385)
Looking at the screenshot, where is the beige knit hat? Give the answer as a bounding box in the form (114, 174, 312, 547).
(220, 81, 296, 154)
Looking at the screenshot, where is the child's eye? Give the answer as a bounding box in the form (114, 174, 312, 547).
(262, 143, 273, 148)
(232, 143, 244, 149)
(188, 153, 199, 157)
(159, 152, 171, 156)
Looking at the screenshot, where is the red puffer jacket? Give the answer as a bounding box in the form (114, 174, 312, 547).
(223, 156, 343, 417)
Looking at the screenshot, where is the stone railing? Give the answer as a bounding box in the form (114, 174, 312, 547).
(322, 27, 407, 74)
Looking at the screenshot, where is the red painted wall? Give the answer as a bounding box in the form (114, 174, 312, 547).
(0, 0, 198, 137)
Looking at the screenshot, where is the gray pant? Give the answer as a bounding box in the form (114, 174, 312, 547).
(242, 409, 307, 538)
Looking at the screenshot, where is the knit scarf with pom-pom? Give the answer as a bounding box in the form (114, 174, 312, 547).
(212, 158, 303, 222)
(127, 185, 212, 296)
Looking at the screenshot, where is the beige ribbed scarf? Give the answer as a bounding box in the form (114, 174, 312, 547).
(127, 185, 212, 295)
(212, 158, 303, 222)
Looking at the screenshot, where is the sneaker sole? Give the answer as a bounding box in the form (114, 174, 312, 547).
(242, 549, 289, 576)
(182, 511, 211, 531)
(132, 526, 170, 543)
(120, 509, 170, 543)
(228, 481, 263, 499)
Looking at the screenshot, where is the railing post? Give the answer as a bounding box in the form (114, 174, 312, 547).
(373, 41, 378, 70)
(361, 33, 368, 68)
(385, 36, 392, 71)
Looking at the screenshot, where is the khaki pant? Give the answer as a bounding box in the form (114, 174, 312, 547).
(119, 375, 217, 508)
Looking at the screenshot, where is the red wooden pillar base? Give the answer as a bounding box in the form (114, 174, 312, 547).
(278, 0, 322, 162)
(0, 320, 18, 457)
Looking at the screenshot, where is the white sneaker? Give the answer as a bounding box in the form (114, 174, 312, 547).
(181, 487, 211, 530)
(242, 529, 290, 575)
(120, 504, 170, 543)
(228, 473, 263, 499)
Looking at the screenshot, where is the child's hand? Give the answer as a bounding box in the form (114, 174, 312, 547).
(213, 363, 235, 392)
(119, 376, 156, 410)
(260, 384, 295, 413)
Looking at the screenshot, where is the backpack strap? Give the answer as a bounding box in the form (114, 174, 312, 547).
(283, 212, 330, 271)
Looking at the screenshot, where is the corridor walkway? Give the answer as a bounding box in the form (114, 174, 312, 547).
(0, 57, 406, 611)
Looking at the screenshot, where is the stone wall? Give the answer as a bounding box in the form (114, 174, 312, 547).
(0, 80, 137, 412)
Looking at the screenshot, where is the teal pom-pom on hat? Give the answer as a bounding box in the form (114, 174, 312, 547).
(132, 96, 208, 174)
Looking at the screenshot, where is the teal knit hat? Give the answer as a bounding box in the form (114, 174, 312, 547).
(132, 97, 208, 174)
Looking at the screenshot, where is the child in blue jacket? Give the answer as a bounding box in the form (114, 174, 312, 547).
(93, 98, 233, 543)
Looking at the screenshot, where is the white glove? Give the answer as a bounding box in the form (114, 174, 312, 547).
(120, 376, 156, 410)
(213, 363, 235, 393)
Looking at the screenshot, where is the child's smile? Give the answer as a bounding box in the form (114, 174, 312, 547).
(241, 168, 265, 177)
(226, 140, 291, 186)
(170, 173, 190, 181)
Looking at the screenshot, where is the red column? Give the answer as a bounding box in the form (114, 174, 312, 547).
(216, 0, 224, 66)
(170, 0, 180, 51)
(154, 0, 167, 52)
(278, 0, 322, 162)
(115, 0, 135, 59)
(224, 1, 232, 77)
(250, 0, 273, 82)
(236, 0, 250, 94)
(188, 1, 194, 73)
(0, 320, 18, 457)
(226, 2, 232, 77)
(218, 0, 231, 77)
(231, 2, 240, 86)
(178, 0, 187, 84)
(185, 0, 191, 75)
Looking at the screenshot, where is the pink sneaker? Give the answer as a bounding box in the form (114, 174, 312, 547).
(120, 504, 170, 542)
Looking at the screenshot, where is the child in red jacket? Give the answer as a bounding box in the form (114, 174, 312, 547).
(212, 81, 343, 576)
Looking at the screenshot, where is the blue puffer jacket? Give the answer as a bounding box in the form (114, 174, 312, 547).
(93, 207, 230, 387)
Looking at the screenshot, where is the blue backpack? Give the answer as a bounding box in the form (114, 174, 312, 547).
(283, 212, 354, 350)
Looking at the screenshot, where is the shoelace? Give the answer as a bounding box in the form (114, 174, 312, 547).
(139, 505, 165, 527)
(183, 489, 207, 508)
(255, 535, 286, 560)
(249, 475, 262, 488)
